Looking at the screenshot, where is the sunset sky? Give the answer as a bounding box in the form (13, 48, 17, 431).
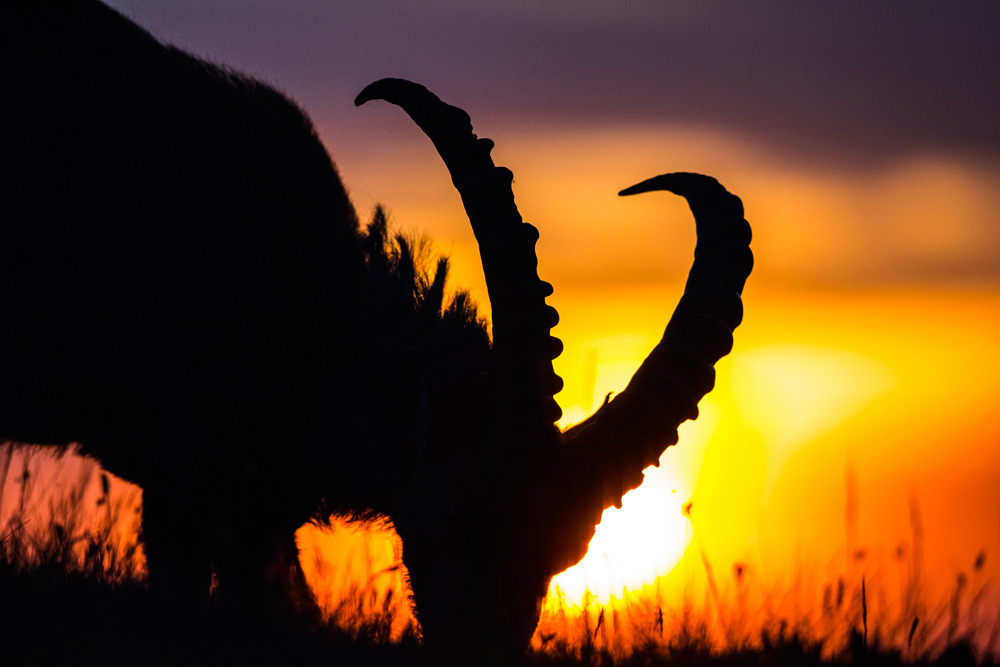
(95, 0, 1000, 643)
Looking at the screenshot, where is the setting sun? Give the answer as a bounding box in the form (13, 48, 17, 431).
(547, 463, 692, 606)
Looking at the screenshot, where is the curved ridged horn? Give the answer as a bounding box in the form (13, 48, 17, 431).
(356, 79, 564, 431)
(562, 172, 752, 513)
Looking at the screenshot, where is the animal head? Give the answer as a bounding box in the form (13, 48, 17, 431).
(353, 79, 752, 663)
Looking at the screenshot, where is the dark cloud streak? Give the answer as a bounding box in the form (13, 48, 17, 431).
(105, 1, 1000, 169)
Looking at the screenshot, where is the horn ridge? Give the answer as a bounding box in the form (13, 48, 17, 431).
(559, 171, 752, 521)
(358, 78, 564, 431)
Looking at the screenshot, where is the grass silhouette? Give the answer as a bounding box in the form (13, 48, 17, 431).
(0, 441, 995, 666)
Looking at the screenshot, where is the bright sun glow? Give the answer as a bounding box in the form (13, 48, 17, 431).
(543, 342, 894, 609)
(3, 288, 999, 657)
(547, 329, 722, 607)
(548, 464, 691, 605)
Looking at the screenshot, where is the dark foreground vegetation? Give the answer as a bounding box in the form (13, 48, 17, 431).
(1, 445, 995, 666)
(0, 559, 991, 667)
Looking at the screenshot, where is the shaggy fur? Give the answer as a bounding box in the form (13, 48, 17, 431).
(3, 0, 490, 629)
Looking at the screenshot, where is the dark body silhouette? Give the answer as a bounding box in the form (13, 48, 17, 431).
(3, 2, 752, 664)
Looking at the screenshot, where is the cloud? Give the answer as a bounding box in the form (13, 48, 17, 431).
(103, 0, 1000, 288)
(106, 1, 1000, 168)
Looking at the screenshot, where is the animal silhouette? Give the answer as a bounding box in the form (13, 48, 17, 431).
(3, 1, 752, 664)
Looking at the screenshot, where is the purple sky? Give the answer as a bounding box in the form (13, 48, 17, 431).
(100, 1, 1000, 289)
(104, 1, 999, 168)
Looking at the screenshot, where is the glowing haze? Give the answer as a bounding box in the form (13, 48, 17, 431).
(32, 0, 1000, 653)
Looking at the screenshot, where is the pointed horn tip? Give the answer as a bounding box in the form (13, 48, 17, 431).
(355, 79, 476, 144)
(618, 172, 725, 198)
(354, 78, 433, 108)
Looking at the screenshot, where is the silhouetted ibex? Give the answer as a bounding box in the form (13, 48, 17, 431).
(3, 1, 751, 664)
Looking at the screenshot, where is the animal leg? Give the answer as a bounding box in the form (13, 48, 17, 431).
(140, 487, 213, 658)
(141, 487, 213, 608)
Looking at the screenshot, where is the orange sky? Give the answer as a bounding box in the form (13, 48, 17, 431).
(7, 111, 995, 654)
(326, 121, 1000, 644)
